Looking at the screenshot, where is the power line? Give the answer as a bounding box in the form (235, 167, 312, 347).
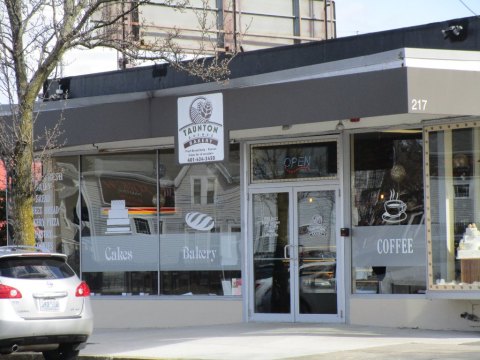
(458, 0, 479, 17)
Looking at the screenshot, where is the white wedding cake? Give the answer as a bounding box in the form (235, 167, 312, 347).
(105, 200, 131, 234)
(457, 224, 480, 259)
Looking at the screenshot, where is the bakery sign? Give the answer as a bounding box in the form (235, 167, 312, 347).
(177, 93, 224, 164)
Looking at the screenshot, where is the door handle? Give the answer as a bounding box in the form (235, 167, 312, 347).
(284, 244, 293, 259)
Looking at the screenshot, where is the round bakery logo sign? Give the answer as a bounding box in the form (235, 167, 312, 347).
(190, 97, 212, 123)
(178, 93, 224, 164)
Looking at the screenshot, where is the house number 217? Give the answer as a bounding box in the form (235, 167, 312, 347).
(411, 98, 428, 111)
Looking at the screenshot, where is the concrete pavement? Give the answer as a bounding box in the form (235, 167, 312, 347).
(6, 322, 480, 359)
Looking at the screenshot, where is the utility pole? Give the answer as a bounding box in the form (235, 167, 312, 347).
(324, 0, 328, 40)
(233, 0, 238, 52)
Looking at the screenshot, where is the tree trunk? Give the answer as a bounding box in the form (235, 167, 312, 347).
(12, 107, 35, 246)
(13, 192, 34, 246)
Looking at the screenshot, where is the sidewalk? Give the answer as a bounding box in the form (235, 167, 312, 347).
(7, 322, 480, 359)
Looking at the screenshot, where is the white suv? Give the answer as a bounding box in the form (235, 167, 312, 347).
(0, 246, 93, 359)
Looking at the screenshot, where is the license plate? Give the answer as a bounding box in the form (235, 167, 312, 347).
(38, 298, 60, 312)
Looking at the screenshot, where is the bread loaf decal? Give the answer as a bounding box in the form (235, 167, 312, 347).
(185, 212, 214, 231)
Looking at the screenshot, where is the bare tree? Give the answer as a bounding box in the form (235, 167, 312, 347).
(0, 0, 235, 246)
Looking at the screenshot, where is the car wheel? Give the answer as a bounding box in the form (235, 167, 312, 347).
(43, 346, 80, 360)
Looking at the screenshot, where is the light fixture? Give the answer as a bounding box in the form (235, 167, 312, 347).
(335, 120, 345, 131)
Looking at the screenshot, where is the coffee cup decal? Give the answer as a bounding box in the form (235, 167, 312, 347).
(307, 214, 327, 238)
(382, 189, 407, 223)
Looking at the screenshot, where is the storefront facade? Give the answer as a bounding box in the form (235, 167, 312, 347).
(29, 17, 480, 330)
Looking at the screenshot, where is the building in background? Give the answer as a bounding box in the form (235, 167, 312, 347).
(95, 0, 336, 68)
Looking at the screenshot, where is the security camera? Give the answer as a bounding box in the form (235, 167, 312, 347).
(442, 25, 464, 40)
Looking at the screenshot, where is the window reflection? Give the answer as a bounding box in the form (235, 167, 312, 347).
(252, 192, 290, 313)
(34, 157, 80, 273)
(83, 271, 158, 296)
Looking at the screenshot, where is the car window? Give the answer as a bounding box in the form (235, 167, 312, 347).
(0, 257, 75, 279)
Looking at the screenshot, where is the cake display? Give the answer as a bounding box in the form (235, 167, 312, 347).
(457, 224, 480, 259)
(105, 200, 132, 234)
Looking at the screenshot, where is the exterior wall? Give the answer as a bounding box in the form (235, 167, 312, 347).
(91, 298, 243, 328)
(350, 298, 480, 331)
(89, 294, 480, 331)
(37, 68, 411, 149)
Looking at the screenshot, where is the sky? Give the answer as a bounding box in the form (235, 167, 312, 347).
(61, 0, 480, 77)
(335, 0, 479, 38)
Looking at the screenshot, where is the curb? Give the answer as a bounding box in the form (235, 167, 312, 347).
(8, 355, 163, 360)
(79, 357, 162, 360)
(7, 355, 156, 360)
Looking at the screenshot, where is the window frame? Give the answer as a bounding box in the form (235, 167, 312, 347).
(250, 139, 338, 184)
(350, 129, 426, 295)
(424, 120, 480, 294)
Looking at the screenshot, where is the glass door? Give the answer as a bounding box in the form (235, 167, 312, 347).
(295, 187, 340, 322)
(251, 189, 294, 322)
(249, 185, 343, 322)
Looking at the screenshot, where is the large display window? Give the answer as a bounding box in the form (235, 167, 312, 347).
(34, 157, 80, 273)
(80, 152, 159, 295)
(425, 122, 480, 291)
(157, 147, 242, 296)
(39, 145, 241, 297)
(351, 131, 426, 294)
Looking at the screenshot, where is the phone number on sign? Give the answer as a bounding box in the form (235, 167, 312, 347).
(187, 155, 216, 163)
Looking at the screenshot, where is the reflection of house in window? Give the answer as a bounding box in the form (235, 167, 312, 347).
(454, 182, 470, 198)
(134, 218, 150, 234)
(229, 225, 241, 234)
(192, 177, 216, 205)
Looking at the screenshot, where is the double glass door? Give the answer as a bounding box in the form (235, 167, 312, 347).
(249, 185, 343, 322)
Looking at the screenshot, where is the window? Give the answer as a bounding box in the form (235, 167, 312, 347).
(425, 122, 480, 291)
(251, 140, 337, 183)
(351, 131, 426, 294)
(207, 178, 215, 203)
(191, 177, 216, 205)
(193, 179, 201, 204)
(134, 218, 150, 234)
(0, 257, 75, 279)
(43, 144, 242, 297)
(79, 152, 159, 295)
(159, 145, 241, 295)
(33, 157, 80, 273)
